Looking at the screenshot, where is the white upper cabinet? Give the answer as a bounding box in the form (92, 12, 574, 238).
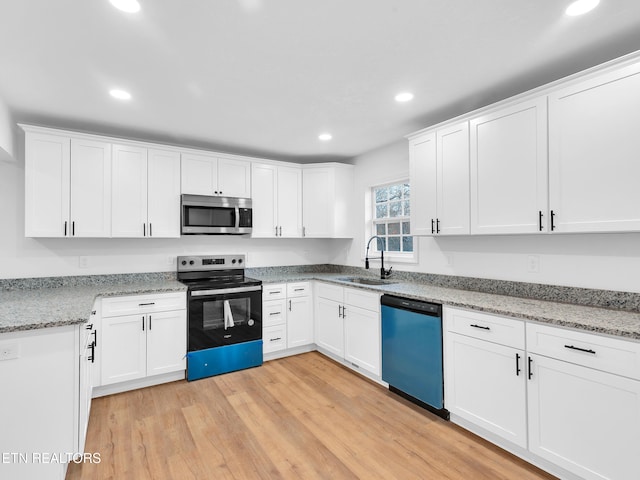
(251, 163, 302, 238)
(112, 145, 181, 238)
(548, 61, 640, 233)
(470, 97, 548, 234)
(181, 152, 251, 198)
(409, 122, 469, 236)
(302, 164, 354, 238)
(24, 130, 111, 237)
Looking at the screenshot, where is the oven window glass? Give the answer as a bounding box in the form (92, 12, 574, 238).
(185, 206, 235, 227)
(202, 297, 251, 330)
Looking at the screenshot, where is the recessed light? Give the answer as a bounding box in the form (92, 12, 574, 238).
(395, 92, 414, 103)
(110, 0, 141, 13)
(109, 89, 132, 100)
(565, 0, 599, 16)
(318, 133, 332, 141)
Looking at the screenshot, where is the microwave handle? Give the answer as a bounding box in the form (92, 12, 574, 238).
(235, 206, 240, 229)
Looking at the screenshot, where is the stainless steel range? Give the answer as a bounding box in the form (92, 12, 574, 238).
(177, 254, 263, 381)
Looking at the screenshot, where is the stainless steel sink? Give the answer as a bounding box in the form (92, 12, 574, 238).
(338, 276, 397, 286)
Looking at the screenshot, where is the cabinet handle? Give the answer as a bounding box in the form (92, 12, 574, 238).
(86, 323, 93, 330)
(431, 219, 435, 234)
(294, 288, 304, 292)
(72, 221, 75, 236)
(515, 353, 521, 376)
(88, 343, 95, 363)
(268, 291, 281, 295)
(289, 300, 292, 311)
(342, 306, 347, 318)
(564, 344, 596, 355)
(149, 223, 152, 237)
(143, 223, 146, 237)
(269, 312, 281, 316)
(303, 226, 306, 237)
(538, 211, 543, 232)
(279, 226, 282, 236)
(275, 226, 278, 236)
(528, 356, 533, 380)
(149, 315, 152, 330)
(436, 218, 440, 234)
(142, 316, 145, 331)
(470, 324, 490, 330)
(550, 210, 556, 231)
(92, 330, 97, 348)
(139, 302, 155, 306)
(338, 305, 343, 318)
(64, 220, 68, 236)
(270, 337, 281, 342)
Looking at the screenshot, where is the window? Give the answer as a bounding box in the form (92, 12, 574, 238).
(372, 181, 413, 254)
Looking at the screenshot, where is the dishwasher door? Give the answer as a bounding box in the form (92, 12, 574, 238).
(381, 295, 448, 418)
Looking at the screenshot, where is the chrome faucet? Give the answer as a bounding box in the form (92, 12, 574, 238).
(365, 235, 393, 279)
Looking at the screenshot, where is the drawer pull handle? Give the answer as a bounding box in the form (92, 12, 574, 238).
(289, 300, 292, 311)
(528, 356, 533, 380)
(515, 353, 521, 376)
(294, 288, 304, 292)
(270, 312, 281, 316)
(269, 291, 281, 295)
(470, 324, 490, 330)
(139, 302, 155, 306)
(86, 323, 93, 330)
(564, 344, 596, 355)
(270, 337, 281, 342)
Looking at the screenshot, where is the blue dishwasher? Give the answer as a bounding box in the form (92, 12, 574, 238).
(381, 295, 449, 419)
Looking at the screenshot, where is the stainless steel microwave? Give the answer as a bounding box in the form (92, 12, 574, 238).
(181, 194, 252, 235)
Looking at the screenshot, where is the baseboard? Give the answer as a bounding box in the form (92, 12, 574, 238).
(263, 344, 316, 361)
(92, 370, 185, 398)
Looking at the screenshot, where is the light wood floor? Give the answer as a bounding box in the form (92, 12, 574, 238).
(67, 352, 556, 480)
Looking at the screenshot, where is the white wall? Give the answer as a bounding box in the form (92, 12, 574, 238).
(346, 139, 640, 293)
(0, 132, 351, 279)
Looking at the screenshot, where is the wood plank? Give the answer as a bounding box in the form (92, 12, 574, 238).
(67, 352, 556, 480)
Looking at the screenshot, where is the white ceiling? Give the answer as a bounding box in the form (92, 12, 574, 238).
(2, 1, 640, 162)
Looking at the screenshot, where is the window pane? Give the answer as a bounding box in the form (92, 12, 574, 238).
(388, 184, 402, 201)
(375, 187, 388, 203)
(388, 222, 400, 235)
(403, 200, 410, 216)
(375, 223, 386, 235)
(402, 236, 413, 252)
(402, 221, 410, 234)
(388, 236, 400, 251)
(376, 237, 386, 251)
(375, 204, 387, 219)
(403, 183, 410, 198)
(389, 201, 402, 217)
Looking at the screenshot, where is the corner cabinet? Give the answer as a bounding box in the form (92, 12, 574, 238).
(469, 97, 548, 234)
(302, 164, 354, 238)
(24, 130, 112, 237)
(409, 121, 470, 236)
(548, 61, 640, 233)
(251, 163, 303, 238)
(181, 152, 251, 198)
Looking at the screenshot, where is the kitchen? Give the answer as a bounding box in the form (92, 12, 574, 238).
(2, 1, 640, 479)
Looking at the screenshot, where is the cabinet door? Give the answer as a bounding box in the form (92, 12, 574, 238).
(409, 132, 437, 236)
(528, 353, 640, 480)
(302, 167, 333, 237)
(147, 148, 181, 238)
(437, 122, 470, 235)
(445, 333, 527, 448)
(70, 138, 112, 237)
(111, 144, 148, 237)
(146, 310, 186, 376)
(24, 132, 70, 237)
(181, 152, 216, 195)
(251, 163, 278, 237)
(101, 314, 147, 385)
(344, 304, 380, 376)
(287, 296, 313, 348)
(470, 97, 548, 234)
(217, 158, 251, 198)
(549, 62, 640, 232)
(315, 297, 344, 357)
(277, 166, 303, 237)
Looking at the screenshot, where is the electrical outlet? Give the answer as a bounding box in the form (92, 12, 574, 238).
(79, 256, 89, 268)
(0, 343, 20, 361)
(445, 253, 454, 267)
(167, 256, 174, 267)
(527, 255, 540, 273)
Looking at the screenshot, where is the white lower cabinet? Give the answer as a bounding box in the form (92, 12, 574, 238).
(445, 306, 640, 480)
(262, 282, 313, 355)
(315, 282, 381, 378)
(99, 292, 186, 387)
(286, 283, 313, 348)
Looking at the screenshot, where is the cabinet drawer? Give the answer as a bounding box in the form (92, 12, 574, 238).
(344, 287, 380, 312)
(263, 283, 286, 300)
(102, 292, 186, 317)
(445, 307, 525, 350)
(316, 282, 343, 302)
(527, 322, 640, 380)
(287, 282, 310, 297)
(263, 299, 287, 327)
(263, 325, 287, 353)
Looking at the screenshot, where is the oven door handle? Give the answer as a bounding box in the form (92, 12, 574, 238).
(190, 285, 262, 296)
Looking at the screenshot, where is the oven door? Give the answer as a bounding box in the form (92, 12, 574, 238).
(188, 285, 262, 351)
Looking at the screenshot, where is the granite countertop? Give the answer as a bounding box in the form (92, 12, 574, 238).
(249, 272, 640, 341)
(0, 279, 186, 334)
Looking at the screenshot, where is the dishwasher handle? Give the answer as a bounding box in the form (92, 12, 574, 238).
(380, 294, 442, 316)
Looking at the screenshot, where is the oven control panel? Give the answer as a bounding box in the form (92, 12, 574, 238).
(177, 254, 245, 271)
